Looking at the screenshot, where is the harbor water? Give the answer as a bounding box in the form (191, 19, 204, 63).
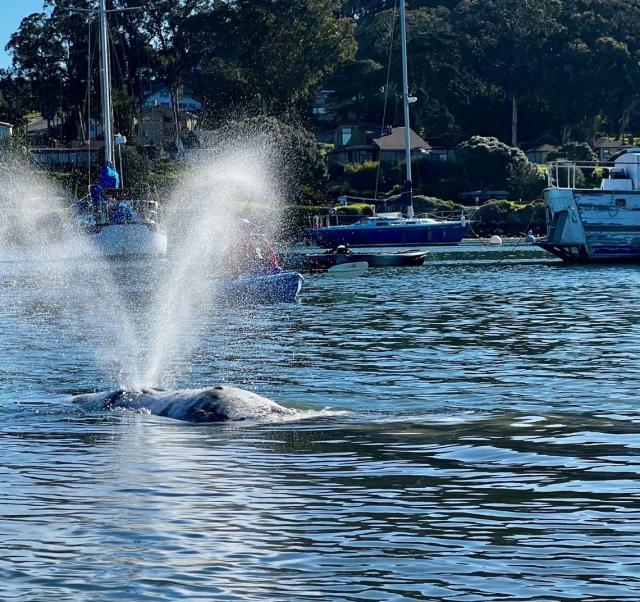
(2, 242, 640, 601)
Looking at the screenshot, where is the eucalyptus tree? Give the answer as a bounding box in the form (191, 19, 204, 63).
(8, 0, 146, 140)
(356, 6, 470, 144)
(455, 0, 562, 148)
(7, 10, 75, 132)
(322, 59, 385, 126)
(0, 71, 31, 126)
(545, 0, 640, 142)
(186, 0, 356, 120)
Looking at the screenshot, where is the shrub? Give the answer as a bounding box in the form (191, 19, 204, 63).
(508, 161, 547, 202)
(457, 135, 529, 192)
(475, 199, 545, 236)
(547, 141, 597, 162)
(334, 203, 374, 216)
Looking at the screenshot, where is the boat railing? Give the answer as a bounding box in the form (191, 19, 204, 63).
(546, 160, 618, 189)
(417, 209, 477, 222)
(309, 207, 475, 228)
(80, 189, 161, 225)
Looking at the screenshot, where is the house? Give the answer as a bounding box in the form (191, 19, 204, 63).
(426, 147, 456, 163)
(372, 127, 430, 164)
(329, 125, 430, 165)
(142, 83, 202, 113)
(0, 122, 13, 139)
(137, 105, 199, 150)
(527, 144, 557, 164)
(593, 138, 632, 161)
(330, 124, 379, 164)
(311, 89, 335, 121)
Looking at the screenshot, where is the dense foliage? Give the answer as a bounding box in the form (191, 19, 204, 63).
(3, 0, 640, 204)
(5, 0, 640, 146)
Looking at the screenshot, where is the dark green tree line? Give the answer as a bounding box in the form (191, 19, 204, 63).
(5, 0, 640, 164)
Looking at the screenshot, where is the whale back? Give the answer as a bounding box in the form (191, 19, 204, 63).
(149, 386, 292, 422)
(71, 385, 293, 423)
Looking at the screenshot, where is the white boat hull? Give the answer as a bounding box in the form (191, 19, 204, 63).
(89, 224, 167, 257)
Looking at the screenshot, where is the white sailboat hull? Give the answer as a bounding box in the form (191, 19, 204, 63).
(89, 224, 167, 257)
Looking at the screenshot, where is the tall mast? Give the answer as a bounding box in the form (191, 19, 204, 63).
(99, 0, 114, 165)
(399, 0, 413, 216)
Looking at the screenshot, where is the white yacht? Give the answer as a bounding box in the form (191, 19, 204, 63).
(538, 149, 640, 262)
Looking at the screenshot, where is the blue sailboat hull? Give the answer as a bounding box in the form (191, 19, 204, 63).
(307, 221, 470, 248)
(218, 272, 303, 304)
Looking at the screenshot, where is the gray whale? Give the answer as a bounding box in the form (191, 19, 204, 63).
(71, 385, 295, 423)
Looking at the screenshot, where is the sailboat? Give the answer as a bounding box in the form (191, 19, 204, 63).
(307, 0, 469, 248)
(77, 0, 167, 257)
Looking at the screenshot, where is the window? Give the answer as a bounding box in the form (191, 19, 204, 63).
(615, 198, 627, 207)
(340, 127, 352, 146)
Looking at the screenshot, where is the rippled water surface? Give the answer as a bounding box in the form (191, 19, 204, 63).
(2, 243, 640, 601)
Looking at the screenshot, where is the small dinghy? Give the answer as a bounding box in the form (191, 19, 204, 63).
(217, 271, 303, 304)
(288, 246, 427, 272)
(346, 249, 426, 267)
(328, 261, 369, 278)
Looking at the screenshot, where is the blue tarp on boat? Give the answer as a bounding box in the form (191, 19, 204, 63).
(111, 202, 140, 224)
(91, 162, 120, 206)
(217, 271, 303, 304)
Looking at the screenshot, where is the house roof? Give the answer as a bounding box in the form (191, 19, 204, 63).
(0, 122, 13, 128)
(527, 143, 557, 152)
(372, 127, 430, 151)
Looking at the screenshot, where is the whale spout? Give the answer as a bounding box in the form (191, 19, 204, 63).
(72, 385, 294, 423)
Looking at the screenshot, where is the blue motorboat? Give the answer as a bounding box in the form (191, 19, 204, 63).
(217, 271, 304, 304)
(307, 215, 469, 248)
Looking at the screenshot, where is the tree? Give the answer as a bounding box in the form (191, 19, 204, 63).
(355, 6, 472, 144)
(0, 71, 31, 126)
(455, 0, 562, 146)
(321, 59, 385, 126)
(137, 0, 213, 150)
(8, 0, 147, 142)
(542, 1, 640, 142)
(187, 0, 356, 119)
(507, 161, 546, 202)
(547, 142, 597, 162)
(210, 116, 328, 201)
(7, 11, 69, 131)
(457, 135, 531, 191)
